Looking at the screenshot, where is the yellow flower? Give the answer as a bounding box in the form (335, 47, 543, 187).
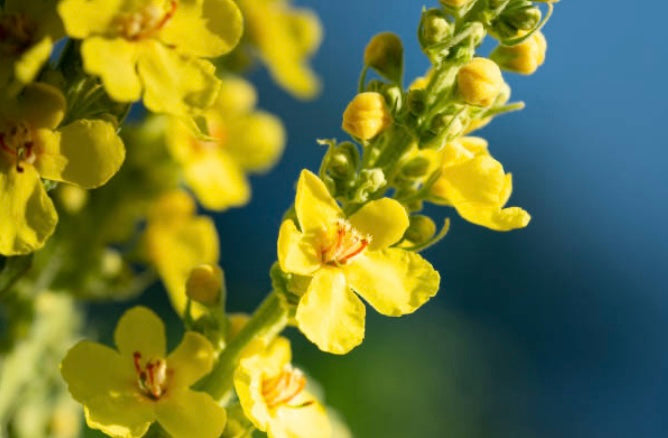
(238, 0, 322, 99)
(166, 77, 285, 210)
(61, 306, 226, 438)
(0, 0, 63, 93)
(430, 136, 531, 231)
(57, 0, 243, 116)
(0, 83, 125, 255)
(143, 190, 219, 315)
(234, 337, 331, 438)
(341, 92, 392, 141)
(490, 31, 547, 75)
(277, 170, 440, 354)
(457, 57, 504, 107)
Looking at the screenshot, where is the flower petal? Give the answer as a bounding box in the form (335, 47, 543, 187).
(344, 248, 440, 317)
(57, 0, 122, 38)
(15, 83, 66, 130)
(273, 395, 331, 438)
(296, 268, 365, 354)
(159, 0, 243, 58)
(60, 341, 134, 402)
(61, 341, 153, 438)
(456, 204, 531, 232)
(167, 332, 215, 388)
(183, 152, 250, 210)
(137, 41, 220, 116)
(114, 306, 167, 359)
(225, 111, 285, 172)
(156, 390, 226, 438)
(439, 155, 507, 206)
(295, 170, 342, 232)
(14, 36, 53, 85)
(240, 0, 322, 99)
(144, 216, 219, 314)
(0, 163, 57, 256)
(35, 119, 125, 189)
(81, 37, 142, 103)
(277, 219, 320, 276)
(348, 198, 409, 250)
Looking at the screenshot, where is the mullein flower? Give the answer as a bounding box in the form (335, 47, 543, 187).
(165, 77, 285, 210)
(430, 136, 531, 231)
(0, 83, 124, 255)
(143, 190, 219, 315)
(457, 57, 505, 107)
(61, 306, 226, 438)
(341, 92, 392, 141)
(277, 170, 440, 354)
(57, 0, 243, 116)
(0, 0, 63, 93)
(234, 337, 331, 438)
(238, 0, 322, 99)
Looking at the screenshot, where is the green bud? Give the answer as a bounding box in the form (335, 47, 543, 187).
(364, 32, 404, 83)
(419, 9, 452, 48)
(324, 141, 359, 178)
(401, 157, 431, 179)
(352, 168, 386, 203)
(406, 88, 427, 115)
(431, 112, 467, 139)
(382, 84, 402, 111)
(364, 79, 385, 93)
(504, 6, 542, 31)
(404, 215, 437, 245)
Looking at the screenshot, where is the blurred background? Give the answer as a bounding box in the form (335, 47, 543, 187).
(91, 1, 668, 436)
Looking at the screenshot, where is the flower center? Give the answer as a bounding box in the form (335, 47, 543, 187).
(0, 120, 36, 173)
(133, 352, 169, 400)
(320, 219, 370, 265)
(190, 121, 227, 154)
(113, 0, 177, 41)
(0, 13, 36, 57)
(261, 366, 311, 409)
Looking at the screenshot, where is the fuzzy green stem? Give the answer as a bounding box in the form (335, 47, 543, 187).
(199, 291, 289, 400)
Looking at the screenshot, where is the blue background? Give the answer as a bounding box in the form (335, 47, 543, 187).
(207, 1, 668, 436)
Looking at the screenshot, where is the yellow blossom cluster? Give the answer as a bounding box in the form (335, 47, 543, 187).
(0, 0, 558, 436)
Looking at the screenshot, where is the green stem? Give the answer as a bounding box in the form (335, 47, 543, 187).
(199, 292, 289, 400)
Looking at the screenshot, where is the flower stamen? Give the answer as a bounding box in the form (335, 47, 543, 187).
(133, 351, 168, 400)
(320, 219, 370, 265)
(0, 121, 36, 173)
(114, 0, 178, 41)
(261, 366, 308, 409)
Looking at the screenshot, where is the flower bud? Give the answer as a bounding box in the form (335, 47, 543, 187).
(432, 112, 467, 141)
(457, 57, 504, 106)
(492, 5, 542, 40)
(440, 0, 473, 8)
(490, 31, 546, 75)
(504, 6, 542, 31)
(406, 88, 427, 115)
(186, 264, 224, 306)
(404, 215, 437, 246)
(342, 92, 392, 140)
(419, 9, 452, 48)
(364, 32, 404, 83)
(400, 156, 432, 179)
(352, 168, 386, 203)
(324, 141, 359, 178)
